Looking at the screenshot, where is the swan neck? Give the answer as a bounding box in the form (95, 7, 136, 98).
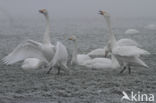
(43, 14, 51, 44)
(104, 16, 116, 47)
(72, 40, 78, 64)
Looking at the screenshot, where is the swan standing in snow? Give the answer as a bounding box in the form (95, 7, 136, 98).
(47, 42, 69, 75)
(68, 35, 91, 66)
(87, 12, 140, 58)
(99, 10, 150, 74)
(125, 29, 140, 34)
(3, 9, 55, 70)
(68, 35, 120, 70)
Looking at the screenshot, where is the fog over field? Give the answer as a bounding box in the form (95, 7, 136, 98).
(0, 0, 156, 103)
(0, 0, 156, 18)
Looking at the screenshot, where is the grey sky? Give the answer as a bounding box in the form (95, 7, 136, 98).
(0, 0, 156, 18)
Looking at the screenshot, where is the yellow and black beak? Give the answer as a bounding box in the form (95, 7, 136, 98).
(39, 9, 46, 13)
(99, 10, 104, 15)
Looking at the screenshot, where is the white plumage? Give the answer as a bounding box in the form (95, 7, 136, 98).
(2, 9, 55, 70)
(3, 40, 48, 65)
(47, 41, 69, 74)
(22, 58, 44, 70)
(87, 47, 107, 58)
(87, 38, 141, 58)
(88, 12, 141, 58)
(99, 10, 150, 74)
(69, 35, 120, 70)
(69, 35, 91, 66)
(83, 55, 120, 69)
(112, 46, 150, 57)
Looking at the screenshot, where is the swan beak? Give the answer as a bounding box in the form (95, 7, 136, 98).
(39, 9, 46, 13)
(99, 10, 104, 15)
(68, 37, 73, 40)
(39, 10, 44, 13)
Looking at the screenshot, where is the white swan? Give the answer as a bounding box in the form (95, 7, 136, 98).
(83, 55, 120, 69)
(22, 58, 45, 70)
(22, 9, 55, 70)
(3, 9, 55, 69)
(125, 29, 140, 34)
(88, 13, 140, 58)
(47, 41, 69, 75)
(68, 35, 91, 66)
(69, 35, 120, 70)
(99, 10, 150, 74)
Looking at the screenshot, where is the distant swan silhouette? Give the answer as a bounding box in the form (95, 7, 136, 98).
(125, 29, 139, 34)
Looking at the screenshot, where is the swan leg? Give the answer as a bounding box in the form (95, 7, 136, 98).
(47, 67, 53, 74)
(57, 66, 61, 75)
(128, 66, 131, 74)
(120, 66, 126, 74)
(62, 64, 70, 74)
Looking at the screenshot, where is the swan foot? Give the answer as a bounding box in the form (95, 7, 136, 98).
(57, 67, 61, 75)
(120, 66, 126, 74)
(47, 67, 53, 74)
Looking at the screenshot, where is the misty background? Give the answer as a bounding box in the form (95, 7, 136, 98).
(0, 1, 155, 102)
(0, 0, 156, 19)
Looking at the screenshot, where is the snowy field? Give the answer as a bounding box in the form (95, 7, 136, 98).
(0, 18, 156, 103)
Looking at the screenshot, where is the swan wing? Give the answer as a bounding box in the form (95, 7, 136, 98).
(2, 40, 47, 65)
(50, 41, 68, 67)
(112, 46, 150, 57)
(87, 48, 106, 57)
(117, 38, 141, 47)
(77, 54, 91, 65)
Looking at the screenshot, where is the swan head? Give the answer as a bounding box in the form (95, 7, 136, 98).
(99, 10, 110, 17)
(68, 35, 77, 41)
(39, 9, 48, 15)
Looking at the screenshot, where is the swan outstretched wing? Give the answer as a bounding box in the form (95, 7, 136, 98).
(2, 40, 47, 65)
(117, 38, 141, 47)
(113, 46, 150, 57)
(50, 41, 68, 67)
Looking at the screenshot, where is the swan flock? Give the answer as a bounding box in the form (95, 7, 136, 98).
(2, 9, 150, 75)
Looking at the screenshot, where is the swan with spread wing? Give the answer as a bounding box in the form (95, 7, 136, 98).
(3, 9, 55, 70)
